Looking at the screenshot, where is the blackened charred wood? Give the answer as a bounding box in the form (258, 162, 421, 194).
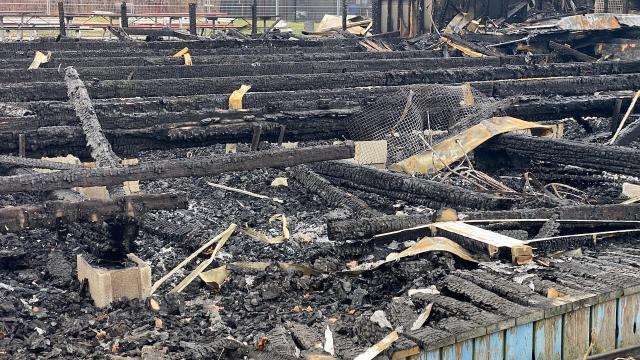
(65, 66, 125, 197)
(613, 117, 640, 146)
(288, 165, 381, 217)
(0, 193, 187, 234)
(479, 134, 640, 177)
(0, 155, 82, 171)
(327, 213, 433, 241)
(107, 26, 132, 41)
(0, 144, 355, 195)
(311, 161, 513, 210)
(549, 41, 596, 62)
(463, 203, 640, 221)
(64, 67, 121, 168)
(328, 203, 640, 241)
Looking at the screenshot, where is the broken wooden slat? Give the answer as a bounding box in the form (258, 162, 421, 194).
(0, 193, 186, 233)
(0, 143, 355, 195)
(432, 221, 533, 264)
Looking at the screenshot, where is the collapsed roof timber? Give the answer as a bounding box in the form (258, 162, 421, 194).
(1, 3, 640, 360)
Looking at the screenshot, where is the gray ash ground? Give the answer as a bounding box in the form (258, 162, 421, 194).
(0, 131, 636, 359)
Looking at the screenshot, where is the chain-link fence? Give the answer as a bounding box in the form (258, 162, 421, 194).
(347, 84, 503, 164)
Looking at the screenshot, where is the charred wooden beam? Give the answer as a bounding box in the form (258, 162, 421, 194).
(478, 134, 640, 177)
(288, 165, 381, 217)
(328, 204, 640, 241)
(0, 144, 355, 194)
(65, 66, 124, 197)
(0, 155, 82, 171)
(5, 70, 640, 102)
(613, 117, 640, 146)
(311, 161, 513, 211)
(65, 67, 121, 168)
(548, 41, 596, 62)
(0, 56, 566, 83)
(0, 192, 187, 233)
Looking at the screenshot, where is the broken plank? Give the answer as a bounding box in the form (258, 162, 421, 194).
(0, 193, 187, 233)
(0, 143, 355, 195)
(432, 221, 533, 264)
(617, 293, 640, 349)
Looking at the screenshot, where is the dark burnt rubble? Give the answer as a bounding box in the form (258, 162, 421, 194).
(1, 6, 640, 360)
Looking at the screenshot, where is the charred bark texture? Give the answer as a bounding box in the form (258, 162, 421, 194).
(0, 155, 82, 171)
(312, 161, 513, 210)
(328, 213, 433, 241)
(479, 134, 640, 177)
(0, 144, 355, 194)
(288, 165, 381, 217)
(0, 193, 187, 233)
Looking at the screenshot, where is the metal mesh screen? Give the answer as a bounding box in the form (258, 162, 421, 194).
(347, 84, 502, 164)
(594, 0, 625, 13)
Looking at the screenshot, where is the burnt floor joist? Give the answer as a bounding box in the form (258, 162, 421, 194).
(7, 57, 635, 83)
(4, 70, 640, 102)
(0, 38, 366, 53)
(0, 143, 355, 195)
(0, 50, 445, 69)
(477, 134, 640, 178)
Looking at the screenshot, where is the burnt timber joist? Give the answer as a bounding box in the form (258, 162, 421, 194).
(478, 134, 640, 177)
(288, 165, 381, 217)
(0, 50, 444, 69)
(311, 161, 513, 210)
(0, 56, 551, 83)
(0, 144, 355, 195)
(0, 193, 187, 234)
(3, 71, 640, 102)
(13, 93, 633, 132)
(327, 204, 640, 241)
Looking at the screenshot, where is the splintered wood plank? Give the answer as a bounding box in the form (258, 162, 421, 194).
(474, 331, 505, 360)
(563, 307, 590, 360)
(441, 339, 473, 360)
(505, 323, 533, 360)
(432, 221, 532, 264)
(534, 316, 562, 360)
(617, 293, 640, 349)
(591, 300, 616, 354)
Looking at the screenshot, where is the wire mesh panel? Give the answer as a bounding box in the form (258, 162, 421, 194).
(594, 0, 626, 13)
(347, 84, 502, 164)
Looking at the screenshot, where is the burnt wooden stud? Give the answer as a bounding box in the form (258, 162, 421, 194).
(57, 2, 66, 37)
(277, 125, 286, 146)
(120, 1, 128, 28)
(18, 134, 25, 158)
(372, 0, 382, 33)
(250, 124, 262, 151)
(342, 0, 348, 31)
(611, 98, 624, 134)
(251, 0, 258, 36)
(188, 3, 197, 36)
(0, 144, 355, 195)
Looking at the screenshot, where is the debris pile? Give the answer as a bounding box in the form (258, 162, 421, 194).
(1, 4, 640, 360)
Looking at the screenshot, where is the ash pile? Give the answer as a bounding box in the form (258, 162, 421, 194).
(1, 1, 640, 359)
